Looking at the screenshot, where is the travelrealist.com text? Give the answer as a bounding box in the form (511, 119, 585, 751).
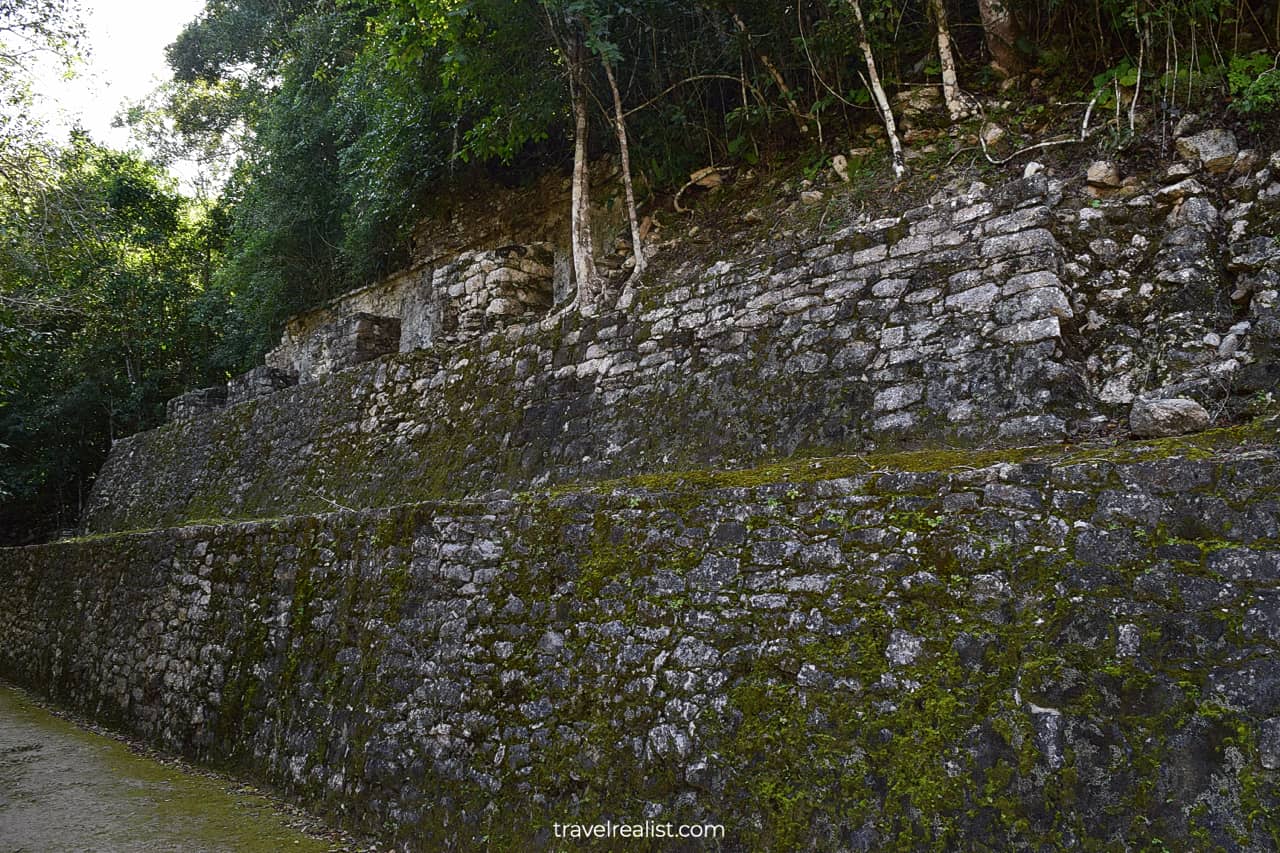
(552, 821, 726, 840)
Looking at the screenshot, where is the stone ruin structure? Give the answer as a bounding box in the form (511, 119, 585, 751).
(107, 139, 1280, 531)
(167, 162, 643, 420)
(7, 134, 1280, 851)
(167, 242, 559, 420)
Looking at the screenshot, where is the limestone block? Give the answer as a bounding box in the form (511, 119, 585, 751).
(486, 267, 527, 284)
(1261, 718, 1280, 770)
(313, 313, 402, 377)
(485, 297, 523, 317)
(992, 316, 1061, 343)
(1155, 178, 1205, 203)
(982, 228, 1058, 260)
(872, 278, 911, 298)
(994, 287, 1073, 324)
(1175, 129, 1238, 173)
(1168, 196, 1219, 228)
(945, 283, 999, 313)
(1129, 397, 1211, 438)
(874, 383, 924, 412)
(885, 629, 924, 666)
(1086, 160, 1122, 188)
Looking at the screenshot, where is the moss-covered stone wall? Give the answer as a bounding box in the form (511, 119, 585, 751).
(82, 158, 1280, 535)
(5, 426, 1279, 849)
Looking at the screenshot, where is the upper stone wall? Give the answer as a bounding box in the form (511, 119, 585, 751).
(83, 154, 1280, 533)
(265, 243, 557, 384)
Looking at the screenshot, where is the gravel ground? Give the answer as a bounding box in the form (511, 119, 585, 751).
(0, 682, 371, 852)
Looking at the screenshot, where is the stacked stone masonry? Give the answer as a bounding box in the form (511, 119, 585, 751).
(87, 159, 1280, 533)
(165, 386, 228, 424)
(3, 432, 1280, 849)
(262, 243, 557, 384)
(6, 143, 1280, 850)
(227, 366, 298, 407)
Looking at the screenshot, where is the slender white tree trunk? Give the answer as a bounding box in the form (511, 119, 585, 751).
(1128, 24, 1144, 133)
(848, 0, 906, 179)
(601, 54, 646, 286)
(568, 40, 602, 315)
(930, 0, 966, 120)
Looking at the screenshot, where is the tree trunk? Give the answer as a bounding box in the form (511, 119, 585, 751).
(930, 0, 967, 120)
(977, 0, 1025, 77)
(728, 5, 810, 136)
(568, 37, 603, 315)
(600, 54, 646, 287)
(848, 0, 906, 179)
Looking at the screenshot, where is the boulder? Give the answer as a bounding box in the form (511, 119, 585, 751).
(981, 123, 1007, 147)
(831, 154, 850, 183)
(1129, 397, 1212, 438)
(1175, 129, 1239, 173)
(1230, 149, 1265, 177)
(1086, 160, 1122, 188)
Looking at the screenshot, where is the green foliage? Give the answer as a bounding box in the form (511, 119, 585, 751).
(388, 0, 563, 165)
(0, 138, 225, 540)
(1096, 0, 1226, 36)
(1093, 57, 1140, 94)
(1228, 51, 1280, 127)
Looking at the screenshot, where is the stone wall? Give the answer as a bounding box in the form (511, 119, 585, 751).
(263, 243, 555, 384)
(84, 160, 1280, 534)
(227, 366, 297, 407)
(165, 387, 228, 423)
(277, 313, 403, 384)
(267, 266, 435, 370)
(4, 429, 1279, 849)
(8, 140, 1280, 851)
(261, 161, 637, 385)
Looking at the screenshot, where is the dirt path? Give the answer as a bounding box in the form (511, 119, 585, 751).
(0, 683, 340, 852)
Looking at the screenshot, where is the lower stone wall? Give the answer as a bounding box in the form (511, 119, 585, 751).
(4, 425, 1279, 850)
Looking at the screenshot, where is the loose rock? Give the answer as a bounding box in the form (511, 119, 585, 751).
(1129, 397, 1212, 438)
(1175, 129, 1239, 173)
(1086, 160, 1122, 188)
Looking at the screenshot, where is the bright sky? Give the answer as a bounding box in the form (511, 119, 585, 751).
(34, 0, 207, 163)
